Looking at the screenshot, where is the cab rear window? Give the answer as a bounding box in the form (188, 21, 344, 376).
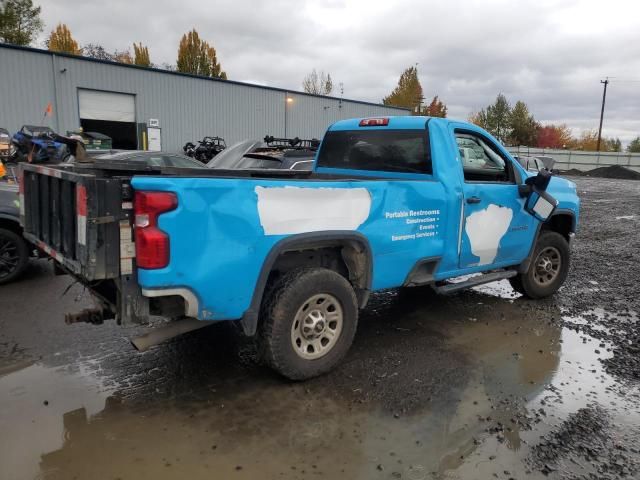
(316, 130, 431, 175)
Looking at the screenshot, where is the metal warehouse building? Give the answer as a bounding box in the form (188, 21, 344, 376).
(0, 44, 409, 151)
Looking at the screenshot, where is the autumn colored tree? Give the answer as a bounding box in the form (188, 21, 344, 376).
(468, 110, 490, 130)
(422, 95, 447, 118)
(113, 49, 132, 64)
(574, 130, 599, 151)
(302, 69, 333, 95)
(0, 0, 42, 45)
(383, 66, 424, 114)
(508, 101, 538, 146)
(133, 42, 151, 67)
(47, 23, 81, 54)
(536, 124, 574, 149)
(627, 136, 640, 153)
(177, 29, 226, 79)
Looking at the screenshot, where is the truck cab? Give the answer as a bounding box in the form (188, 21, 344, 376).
(20, 116, 579, 380)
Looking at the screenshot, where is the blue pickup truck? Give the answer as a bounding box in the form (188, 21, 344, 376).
(20, 116, 579, 379)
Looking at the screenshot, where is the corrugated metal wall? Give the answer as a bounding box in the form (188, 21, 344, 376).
(0, 45, 409, 151)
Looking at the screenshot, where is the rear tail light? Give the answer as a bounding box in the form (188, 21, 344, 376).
(76, 184, 88, 246)
(134, 191, 177, 269)
(359, 117, 389, 127)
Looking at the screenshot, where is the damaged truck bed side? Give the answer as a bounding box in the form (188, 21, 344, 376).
(20, 116, 580, 380)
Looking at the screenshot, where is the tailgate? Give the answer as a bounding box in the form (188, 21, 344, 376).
(20, 163, 133, 280)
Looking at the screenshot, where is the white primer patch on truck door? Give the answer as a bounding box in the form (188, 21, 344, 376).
(465, 204, 513, 265)
(255, 186, 371, 235)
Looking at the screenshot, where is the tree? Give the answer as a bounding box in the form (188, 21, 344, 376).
(536, 124, 574, 149)
(468, 110, 490, 130)
(603, 137, 622, 152)
(574, 130, 599, 151)
(176, 29, 226, 79)
(113, 49, 132, 64)
(627, 137, 640, 153)
(508, 101, 538, 146)
(422, 95, 447, 118)
(485, 94, 511, 143)
(133, 42, 151, 67)
(47, 23, 81, 55)
(469, 94, 512, 142)
(383, 66, 424, 114)
(82, 43, 114, 61)
(0, 0, 43, 46)
(302, 69, 333, 95)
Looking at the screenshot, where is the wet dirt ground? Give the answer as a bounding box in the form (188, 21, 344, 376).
(1, 176, 639, 480)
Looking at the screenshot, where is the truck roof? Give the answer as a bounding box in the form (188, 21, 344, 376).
(329, 115, 449, 131)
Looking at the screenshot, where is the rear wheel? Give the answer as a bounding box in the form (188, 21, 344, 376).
(509, 231, 569, 298)
(0, 228, 29, 285)
(260, 268, 358, 380)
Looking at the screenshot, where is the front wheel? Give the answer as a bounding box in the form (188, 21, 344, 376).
(260, 268, 359, 380)
(509, 231, 570, 299)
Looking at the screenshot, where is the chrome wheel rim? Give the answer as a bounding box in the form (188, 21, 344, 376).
(291, 293, 343, 360)
(533, 246, 561, 286)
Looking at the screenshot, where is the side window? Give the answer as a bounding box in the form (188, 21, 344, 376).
(455, 132, 512, 183)
(317, 130, 432, 175)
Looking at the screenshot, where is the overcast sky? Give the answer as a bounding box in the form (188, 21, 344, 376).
(39, 0, 640, 143)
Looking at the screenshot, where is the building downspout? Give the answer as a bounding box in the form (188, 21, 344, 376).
(50, 54, 61, 132)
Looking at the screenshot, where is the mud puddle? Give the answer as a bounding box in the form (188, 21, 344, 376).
(2, 292, 639, 480)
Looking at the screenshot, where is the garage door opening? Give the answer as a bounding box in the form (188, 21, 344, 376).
(78, 89, 137, 150)
(79, 119, 137, 150)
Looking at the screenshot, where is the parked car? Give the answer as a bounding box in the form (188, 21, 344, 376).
(207, 136, 319, 170)
(69, 151, 207, 169)
(0, 172, 30, 284)
(20, 116, 579, 380)
(514, 155, 558, 173)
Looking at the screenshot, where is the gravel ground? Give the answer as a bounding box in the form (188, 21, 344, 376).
(0, 175, 638, 480)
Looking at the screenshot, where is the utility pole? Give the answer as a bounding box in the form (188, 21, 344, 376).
(596, 78, 609, 152)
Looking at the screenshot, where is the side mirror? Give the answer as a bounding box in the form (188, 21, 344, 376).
(525, 188, 558, 222)
(520, 169, 558, 222)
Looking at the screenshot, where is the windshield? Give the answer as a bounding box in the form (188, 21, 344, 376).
(206, 139, 263, 168)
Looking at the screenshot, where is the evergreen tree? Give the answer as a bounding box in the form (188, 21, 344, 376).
(508, 101, 539, 146)
(627, 136, 640, 153)
(0, 0, 42, 46)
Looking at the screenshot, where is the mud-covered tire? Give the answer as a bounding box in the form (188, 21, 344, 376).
(0, 228, 29, 285)
(510, 231, 570, 299)
(260, 268, 358, 380)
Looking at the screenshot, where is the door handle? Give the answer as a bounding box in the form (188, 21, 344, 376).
(466, 196, 481, 204)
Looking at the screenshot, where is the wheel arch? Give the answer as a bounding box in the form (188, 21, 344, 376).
(518, 209, 576, 273)
(0, 214, 22, 235)
(240, 231, 373, 336)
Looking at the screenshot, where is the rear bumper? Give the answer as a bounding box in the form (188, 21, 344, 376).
(141, 287, 200, 318)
